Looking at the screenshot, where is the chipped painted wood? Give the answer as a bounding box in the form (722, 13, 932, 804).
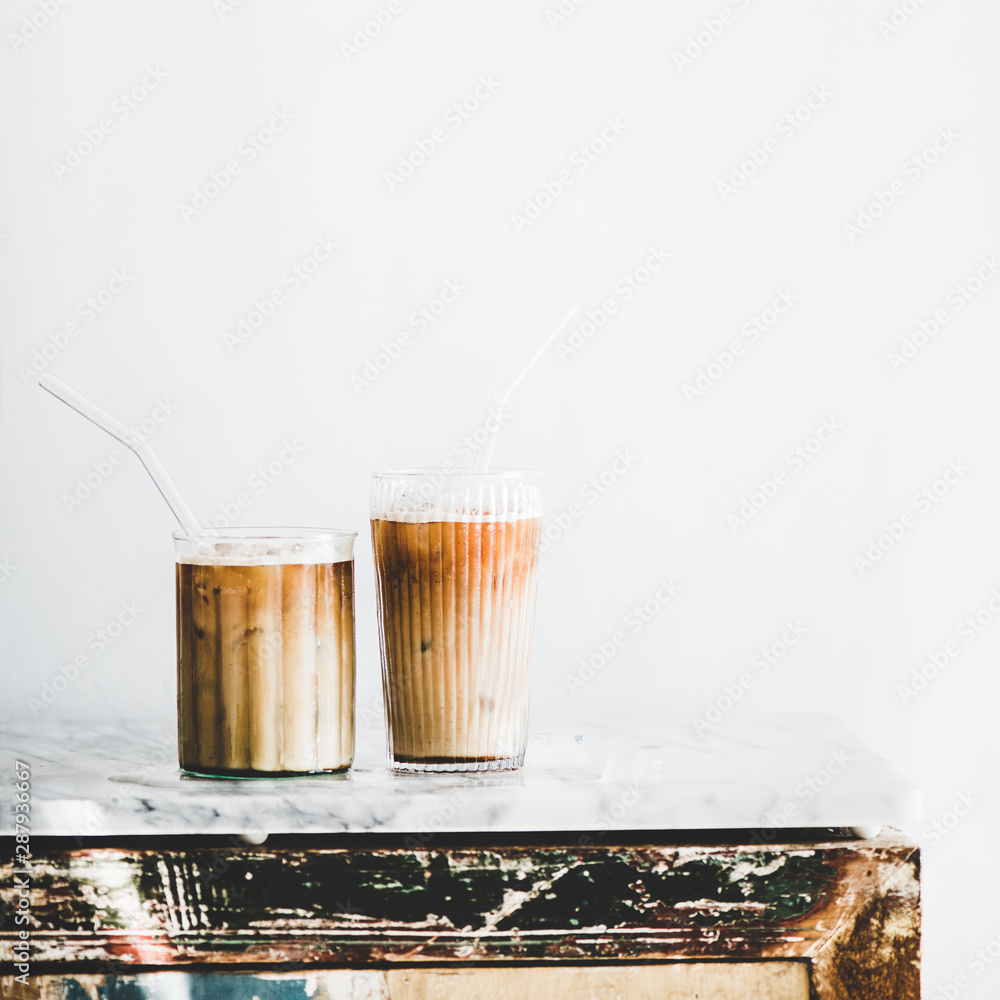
(0, 830, 918, 998)
(811, 847, 921, 999)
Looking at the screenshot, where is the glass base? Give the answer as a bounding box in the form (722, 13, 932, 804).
(389, 752, 525, 773)
(180, 764, 351, 779)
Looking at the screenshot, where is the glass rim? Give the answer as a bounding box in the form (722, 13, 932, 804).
(372, 468, 540, 479)
(171, 526, 358, 542)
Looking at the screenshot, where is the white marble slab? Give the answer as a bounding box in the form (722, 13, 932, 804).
(2, 714, 920, 839)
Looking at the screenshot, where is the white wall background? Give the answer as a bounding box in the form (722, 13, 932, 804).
(2, 0, 999, 992)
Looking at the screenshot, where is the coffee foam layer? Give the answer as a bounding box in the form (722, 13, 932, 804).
(371, 473, 542, 524)
(177, 539, 353, 566)
(371, 511, 540, 523)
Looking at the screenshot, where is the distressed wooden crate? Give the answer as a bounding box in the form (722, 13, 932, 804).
(0, 829, 919, 999)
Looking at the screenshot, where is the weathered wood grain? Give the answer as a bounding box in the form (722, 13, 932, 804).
(0, 832, 917, 974)
(811, 846, 921, 999)
(0, 962, 811, 1000)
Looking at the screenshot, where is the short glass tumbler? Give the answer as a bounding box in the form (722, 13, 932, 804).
(370, 470, 542, 772)
(174, 527, 357, 777)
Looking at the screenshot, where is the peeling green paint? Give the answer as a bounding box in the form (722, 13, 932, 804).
(133, 846, 837, 935)
(6, 839, 911, 965)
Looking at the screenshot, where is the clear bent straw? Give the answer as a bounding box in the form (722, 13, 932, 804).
(39, 374, 203, 535)
(470, 299, 578, 473)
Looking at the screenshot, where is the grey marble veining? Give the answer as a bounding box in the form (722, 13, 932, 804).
(2, 714, 919, 838)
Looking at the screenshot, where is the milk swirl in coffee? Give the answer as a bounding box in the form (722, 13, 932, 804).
(174, 530, 356, 776)
(371, 472, 542, 771)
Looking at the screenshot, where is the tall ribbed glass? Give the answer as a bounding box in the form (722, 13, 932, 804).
(173, 528, 357, 777)
(371, 470, 542, 771)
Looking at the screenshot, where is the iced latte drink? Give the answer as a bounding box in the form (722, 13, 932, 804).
(174, 528, 357, 776)
(371, 471, 542, 771)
